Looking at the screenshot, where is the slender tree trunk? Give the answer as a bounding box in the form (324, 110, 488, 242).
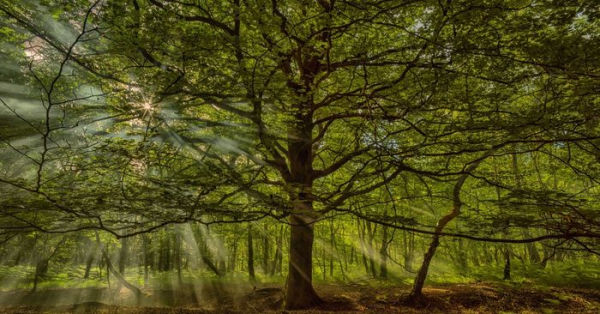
(262, 227, 270, 274)
(503, 248, 511, 280)
(175, 231, 183, 285)
(119, 237, 128, 275)
(32, 236, 65, 293)
(230, 237, 238, 273)
(329, 220, 336, 278)
(409, 149, 494, 301)
(83, 238, 96, 279)
(84, 255, 94, 279)
(358, 219, 369, 274)
(103, 247, 143, 303)
(142, 234, 149, 287)
(380, 225, 389, 279)
(456, 238, 468, 273)
(365, 221, 377, 277)
(271, 226, 283, 276)
(95, 233, 142, 304)
(403, 231, 414, 272)
(247, 224, 255, 282)
(410, 235, 440, 300)
(472, 244, 481, 267)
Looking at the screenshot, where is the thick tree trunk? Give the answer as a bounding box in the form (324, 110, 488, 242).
(285, 214, 321, 309)
(284, 111, 322, 309)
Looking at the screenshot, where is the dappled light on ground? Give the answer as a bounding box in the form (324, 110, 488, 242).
(0, 282, 599, 313)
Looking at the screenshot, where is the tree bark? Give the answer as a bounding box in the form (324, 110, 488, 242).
(284, 112, 322, 309)
(285, 213, 321, 309)
(503, 248, 511, 280)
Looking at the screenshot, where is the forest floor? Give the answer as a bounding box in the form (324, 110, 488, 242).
(0, 281, 599, 313)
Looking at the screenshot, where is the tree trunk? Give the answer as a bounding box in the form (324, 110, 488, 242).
(380, 225, 389, 279)
(503, 248, 511, 280)
(119, 237, 128, 275)
(247, 224, 255, 282)
(142, 234, 149, 287)
(358, 219, 369, 275)
(456, 238, 468, 274)
(410, 236, 440, 300)
(95, 232, 142, 304)
(83, 237, 96, 279)
(365, 221, 377, 277)
(329, 220, 336, 278)
(284, 112, 322, 310)
(271, 226, 283, 276)
(403, 231, 415, 272)
(262, 227, 270, 274)
(408, 149, 494, 301)
(103, 247, 143, 303)
(229, 237, 238, 272)
(84, 254, 94, 279)
(285, 213, 321, 309)
(32, 236, 65, 292)
(175, 231, 183, 285)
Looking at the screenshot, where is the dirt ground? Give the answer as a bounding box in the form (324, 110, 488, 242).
(0, 282, 599, 313)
